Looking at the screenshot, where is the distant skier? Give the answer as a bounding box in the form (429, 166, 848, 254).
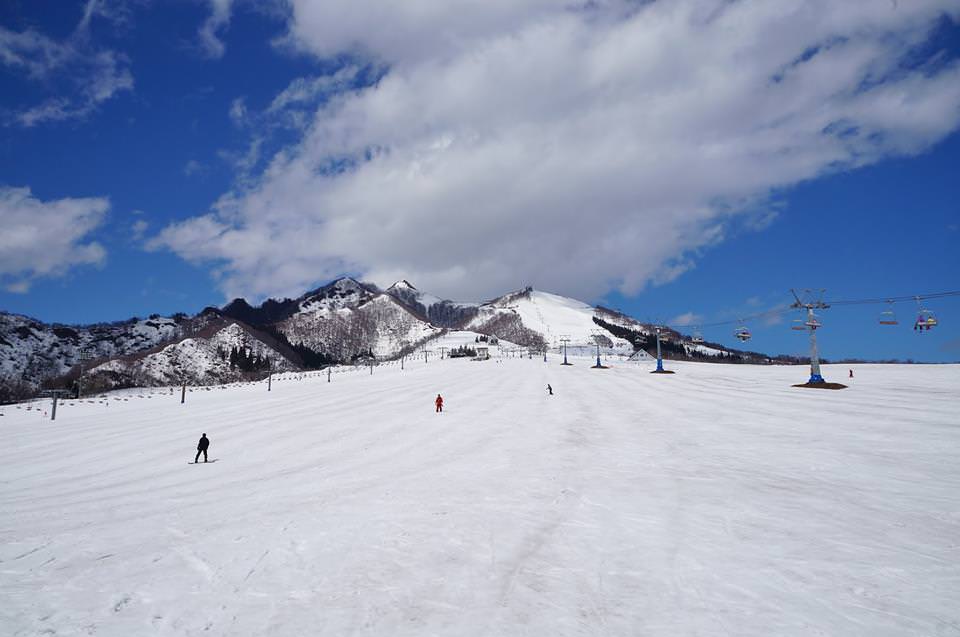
(849, 369, 854, 379)
(435, 394, 444, 413)
(194, 433, 210, 463)
(547, 384, 553, 395)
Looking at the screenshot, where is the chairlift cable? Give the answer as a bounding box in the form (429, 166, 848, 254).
(664, 289, 960, 331)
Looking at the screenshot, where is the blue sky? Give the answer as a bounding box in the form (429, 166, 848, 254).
(1, 1, 958, 363)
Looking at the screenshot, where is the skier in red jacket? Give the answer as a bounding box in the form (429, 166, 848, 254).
(435, 394, 443, 413)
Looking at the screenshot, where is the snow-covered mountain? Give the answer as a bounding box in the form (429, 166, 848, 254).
(275, 279, 441, 361)
(86, 321, 297, 390)
(385, 280, 479, 328)
(1, 277, 780, 399)
(464, 288, 634, 351)
(0, 311, 187, 400)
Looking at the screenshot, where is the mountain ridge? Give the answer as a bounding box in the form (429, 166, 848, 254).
(1, 278, 788, 401)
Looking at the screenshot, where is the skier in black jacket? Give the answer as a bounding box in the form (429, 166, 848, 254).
(195, 433, 210, 463)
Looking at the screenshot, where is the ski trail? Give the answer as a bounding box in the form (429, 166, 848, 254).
(1, 359, 958, 636)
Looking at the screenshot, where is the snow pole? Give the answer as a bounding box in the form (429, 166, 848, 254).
(327, 368, 331, 383)
(268, 373, 272, 392)
(181, 382, 186, 404)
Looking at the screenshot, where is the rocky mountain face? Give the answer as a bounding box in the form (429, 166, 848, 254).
(384, 280, 479, 328)
(0, 312, 187, 401)
(84, 319, 299, 393)
(273, 279, 441, 361)
(0, 278, 446, 399)
(1, 277, 777, 400)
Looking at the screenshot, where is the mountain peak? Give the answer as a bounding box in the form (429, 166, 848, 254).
(388, 280, 417, 291)
(331, 276, 362, 288)
(222, 297, 253, 313)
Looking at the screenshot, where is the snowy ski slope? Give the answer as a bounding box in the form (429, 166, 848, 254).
(1, 358, 958, 636)
(470, 290, 634, 349)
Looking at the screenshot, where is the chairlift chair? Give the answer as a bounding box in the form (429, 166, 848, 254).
(734, 325, 752, 342)
(804, 313, 822, 329)
(914, 309, 938, 331)
(790, 319, 806, 331)
(692, 328, 704, 344)
(913, 297, 938, 332)
(878, 302, 898, 326)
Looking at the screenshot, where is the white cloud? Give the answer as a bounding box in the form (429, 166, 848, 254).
(216, 136, 264, 180)
(131, 219, 149, 241)
(283, 0, 567, 64)
(198, 0, 234, 59)
(669, 312, 704, 327)
(154, 0, 960, 303)
(78, 0, 135, 32)
(267, 66, 363, 114)
(183, 159, 208, 177)
(229, 96, 247, 126)
(0, 186, 109, 292)
(0, 5, 133, 127)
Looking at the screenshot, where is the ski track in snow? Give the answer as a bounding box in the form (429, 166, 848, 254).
(1, 359, 959, 636)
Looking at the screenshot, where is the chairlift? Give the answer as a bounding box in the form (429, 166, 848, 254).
(878, 301, 898, 326)
(914, 309, 938, 331)
(692, 327, 704, 344)
(804, 313, 822, 329)
(734, 324, 752, 342)
(913, 297, 938, 332)
(790, 319, 806, 331)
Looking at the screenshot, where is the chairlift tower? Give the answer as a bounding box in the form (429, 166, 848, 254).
(590, 330, 608, 369)
(654, 325, 665, 372)
(41, 389, 71, 421)
(647, 321, 675, 374)
(559, 336, 572, 365)
(76, 347, 93, 398)
(790, 288, 829, 384)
